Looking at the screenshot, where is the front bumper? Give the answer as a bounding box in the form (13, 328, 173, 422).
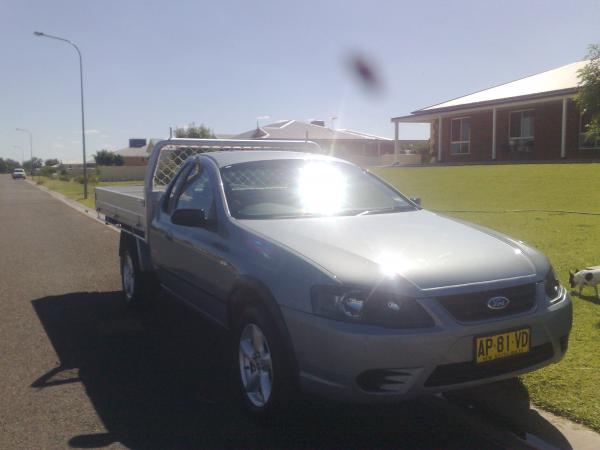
(283, 288, 572, 403)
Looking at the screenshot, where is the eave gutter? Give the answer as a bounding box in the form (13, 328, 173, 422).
(391, 88, 579, 123)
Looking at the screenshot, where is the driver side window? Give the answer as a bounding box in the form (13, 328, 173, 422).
(175, 163, 214, 218)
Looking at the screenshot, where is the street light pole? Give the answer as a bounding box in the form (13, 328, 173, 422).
(34, 31, 88, 199)
(15, 128, 33, 174)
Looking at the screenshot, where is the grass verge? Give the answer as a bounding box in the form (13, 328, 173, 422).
(35, 176, 142, 209)
(371, 163, 600, 431)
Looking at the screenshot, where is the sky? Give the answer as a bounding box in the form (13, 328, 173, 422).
(1, 0, 599, 163)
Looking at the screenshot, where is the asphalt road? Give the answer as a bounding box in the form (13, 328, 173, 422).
(0, 175, 571, 449)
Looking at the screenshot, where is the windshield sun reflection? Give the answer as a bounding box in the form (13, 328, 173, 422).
(297, 163, 347, 215)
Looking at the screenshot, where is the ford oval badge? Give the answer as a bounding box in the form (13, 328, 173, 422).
(487, 296, 510, 310)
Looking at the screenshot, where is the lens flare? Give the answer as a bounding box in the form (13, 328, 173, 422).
(298, 163, 347, 215)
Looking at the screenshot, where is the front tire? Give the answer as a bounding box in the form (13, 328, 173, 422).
(234, 304, 293, 418)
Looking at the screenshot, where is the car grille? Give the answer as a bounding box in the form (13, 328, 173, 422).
(424, 343, 554, 387)
(436, 283, 536, 322)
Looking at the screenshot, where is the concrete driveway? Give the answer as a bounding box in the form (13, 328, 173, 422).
(0, 174, 593, 449)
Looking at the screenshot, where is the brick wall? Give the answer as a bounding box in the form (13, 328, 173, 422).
(430, 99, 598, 162)
(122, 156, 149, 166)
(98, 165, 146, 181)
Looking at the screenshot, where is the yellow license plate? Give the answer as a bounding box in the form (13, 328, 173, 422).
(475, 328, 530, 364)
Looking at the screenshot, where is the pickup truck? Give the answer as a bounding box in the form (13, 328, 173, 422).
(97, 138, 572, 418)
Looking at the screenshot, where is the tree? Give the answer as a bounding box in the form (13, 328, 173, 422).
(45, 158, 60, 167)
(23, 157, 43, 173)
(93, 149, 124, 166)
(174, 122, 216, 139)
(0, 158, 21, 173)
(576, 44, 600, 142)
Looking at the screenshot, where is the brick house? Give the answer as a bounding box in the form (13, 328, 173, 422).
(115, 138, 150, 166)
(391, 61, 599, 163)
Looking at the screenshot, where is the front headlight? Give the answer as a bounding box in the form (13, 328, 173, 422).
(311, 286, 435, 328)
(545, 266, 564, 303)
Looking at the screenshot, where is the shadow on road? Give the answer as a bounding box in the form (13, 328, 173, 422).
(444, 378, 573, 449)
(31, 291, 568, 449)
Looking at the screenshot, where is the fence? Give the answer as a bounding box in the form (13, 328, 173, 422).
(340, 153, 422, 167)
(98, 165, 147, 181)
(380, 153, 422, 166)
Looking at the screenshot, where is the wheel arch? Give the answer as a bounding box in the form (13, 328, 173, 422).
(227, 276, 300, 380)
(118, 231, 153, 272)
(119, 231, 135, 257)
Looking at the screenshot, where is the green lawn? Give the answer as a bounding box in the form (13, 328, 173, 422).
(371, 163, 600, 430)
(35, 176, 142, 209)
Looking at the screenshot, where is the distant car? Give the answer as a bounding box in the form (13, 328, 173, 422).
(12, 168, 26, 179)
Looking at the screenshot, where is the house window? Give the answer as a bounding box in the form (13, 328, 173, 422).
(579, 111, 600, 149)
(509, 110, 535, 139)
(450, 117, 470, 154)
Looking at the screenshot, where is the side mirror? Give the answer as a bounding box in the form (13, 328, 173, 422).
(171, 208, 207, 227)
(410, 197, 421, 207)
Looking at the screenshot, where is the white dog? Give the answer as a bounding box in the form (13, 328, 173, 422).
(569, 267, 600, 298)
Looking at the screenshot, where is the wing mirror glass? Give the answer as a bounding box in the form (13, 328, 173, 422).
(410, 197, 421, 206)
(171, 208, 208, 227)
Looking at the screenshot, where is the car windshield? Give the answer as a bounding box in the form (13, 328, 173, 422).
(220, 159, 416, 219)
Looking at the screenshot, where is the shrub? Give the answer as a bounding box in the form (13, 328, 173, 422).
(39, 166, 56, 177)
(75, 172, 99, 185)
(413, 141, 433, 164)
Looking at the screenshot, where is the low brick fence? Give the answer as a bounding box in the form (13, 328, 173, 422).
(98, 165, 147, 181)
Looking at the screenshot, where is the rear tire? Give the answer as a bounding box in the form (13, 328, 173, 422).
(120, 244, 158, 309)
(234, 303, 294, 419)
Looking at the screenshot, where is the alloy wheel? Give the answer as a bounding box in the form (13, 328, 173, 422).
(238, 323, 273, 407)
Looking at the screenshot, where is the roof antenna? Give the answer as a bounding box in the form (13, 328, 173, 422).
(169, 126, 173, 139)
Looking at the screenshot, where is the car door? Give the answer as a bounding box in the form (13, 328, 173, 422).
(162, 160, 235, 324)
(148, 162, 191, 288)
